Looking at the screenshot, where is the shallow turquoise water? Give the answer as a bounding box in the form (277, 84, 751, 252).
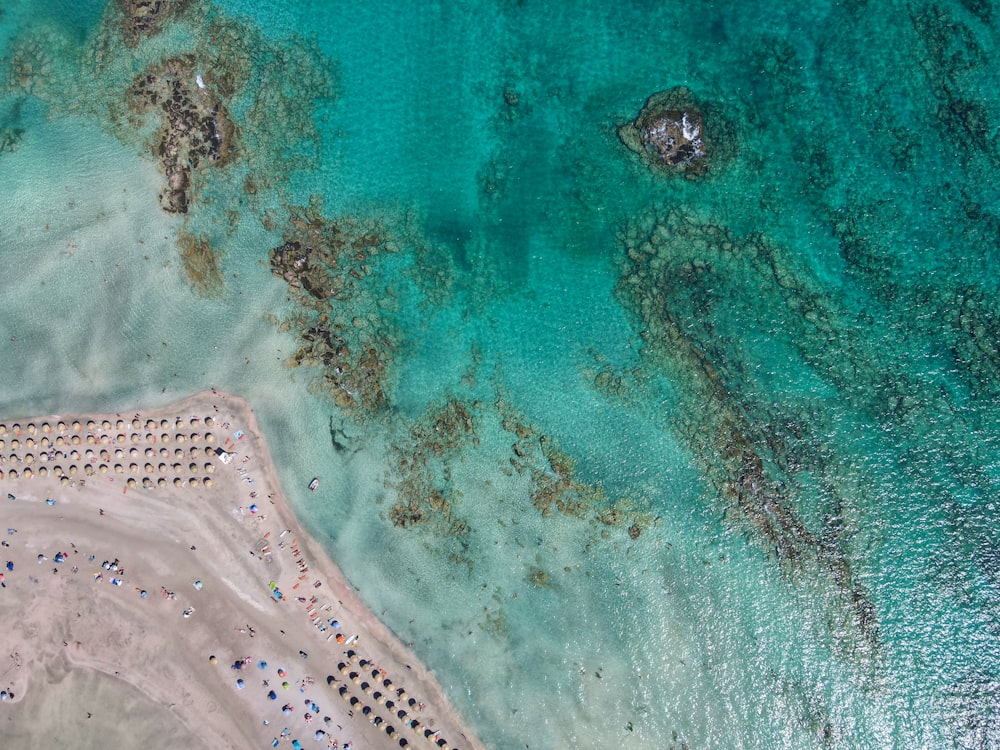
(2, 0, 1000, 748)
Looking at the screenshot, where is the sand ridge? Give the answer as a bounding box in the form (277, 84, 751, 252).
(0, 390, 485, 750)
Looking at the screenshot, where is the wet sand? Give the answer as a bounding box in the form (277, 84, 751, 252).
(0, 391, 484, 750)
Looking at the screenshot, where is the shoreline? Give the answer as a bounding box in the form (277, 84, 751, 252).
(0, 390, 486, 750)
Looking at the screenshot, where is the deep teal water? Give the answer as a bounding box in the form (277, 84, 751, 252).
(2, 1, 1000, 748)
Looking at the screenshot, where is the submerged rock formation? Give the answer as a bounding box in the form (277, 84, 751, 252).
(268, 200, 400, 419)
(119, 0, 191, 48)
(619, 87, 735, 177)
(127, 56, 235, 214)
(615, 207, 879, 654)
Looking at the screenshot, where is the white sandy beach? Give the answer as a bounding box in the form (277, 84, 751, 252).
(0, 391, 486, 750)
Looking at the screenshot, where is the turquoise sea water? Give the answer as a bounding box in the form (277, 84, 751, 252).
(2, 1, 1000, 747)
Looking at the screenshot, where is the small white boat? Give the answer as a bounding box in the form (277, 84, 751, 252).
(308, 477, 320, 492)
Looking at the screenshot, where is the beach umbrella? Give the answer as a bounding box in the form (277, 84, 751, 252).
(292, 741, 302, 750)
(209, 655, 217, 664)
(314, 730, 326, 741)
(399, 740, 409, 748)
(257, 660, 268, 670)
(282, 705, 292, 716)
(236, 679, 245, 689)
(267, 691, 277, 701)
(232, 661, 243, 670)
(282, 682, 289, 690)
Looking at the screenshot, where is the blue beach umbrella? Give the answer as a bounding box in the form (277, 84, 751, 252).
(236, 679, 245, 689)
(258, 660, 268, 670)
(268, 690, 277, 701)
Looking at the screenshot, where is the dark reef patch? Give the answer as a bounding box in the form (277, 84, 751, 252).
(118, 0, 192, 48)
(618, 87, 736, 177)
(615, 206, 880, 654)
(127, 55, 235, 215)
(269, 198, 402, 420)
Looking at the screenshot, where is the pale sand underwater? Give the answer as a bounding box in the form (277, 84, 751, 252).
(0, 391, 483, 750)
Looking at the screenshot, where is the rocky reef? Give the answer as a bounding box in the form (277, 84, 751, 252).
(118, 0, 191, 48)
(616, 207, 880, 653)
(269, 199, 401, 419)
(387, 397, 478, 533)
(127, 55, 235, 215)
(0, 127, 23, 154)
(619, 87, 735, 177)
